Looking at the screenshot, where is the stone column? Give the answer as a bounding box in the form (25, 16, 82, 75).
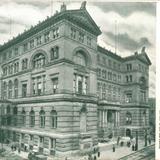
(103, 110, 105, 127)
(105, 110, 108, 127)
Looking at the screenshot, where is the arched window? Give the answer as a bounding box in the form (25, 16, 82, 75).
(3, 82, 7, 99)
(29, 110, 35, 127)
(50, 46, 59, 60)
(8, 80, 13, 98)
(80, 106, 87, 133)
(14, 79, 18, 98)
(39, 110, 45, 128)
(74, 51, 86, 66)
(50, 110, 57, 128)
(33, 53, 45, 69)
(126, 112, 132, 124)
(21, 110, 26, 126)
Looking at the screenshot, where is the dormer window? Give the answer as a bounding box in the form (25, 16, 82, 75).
(50, 46, 59, 60)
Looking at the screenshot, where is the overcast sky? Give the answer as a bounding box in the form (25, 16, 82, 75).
(0, 0, 156, 98)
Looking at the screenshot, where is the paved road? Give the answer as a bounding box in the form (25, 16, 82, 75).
(119, 144, 155, 160)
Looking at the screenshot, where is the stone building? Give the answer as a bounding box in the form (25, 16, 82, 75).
(0, 2, 151, 156)
(148, 98, 155, 138)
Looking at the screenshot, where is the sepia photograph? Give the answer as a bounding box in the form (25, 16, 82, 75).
(0, 1, 156, 160)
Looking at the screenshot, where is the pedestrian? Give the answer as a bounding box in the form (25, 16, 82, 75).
(148, 136, 151, 145)
(24, 145, 27, 152)
(117, 136, 120, 145)
(132, 144, 135, 151)
(112, 144, 115, 152)
(65, 157, 67, 160)
(93, 147, 96, 154)
(11, 145, 14, 151)
(97, 151, 100, 157)
(18, 147, 21, 154)
(94, 155, 97, 160)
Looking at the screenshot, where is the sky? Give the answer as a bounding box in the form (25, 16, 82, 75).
(0, 0, 156, 98)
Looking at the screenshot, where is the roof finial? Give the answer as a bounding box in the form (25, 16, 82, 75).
(61, 2, 66, 12)
(80, 1, 87, 9)
(141, 46, 146, 54)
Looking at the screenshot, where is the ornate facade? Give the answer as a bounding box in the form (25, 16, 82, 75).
(0, 2, 151, 156)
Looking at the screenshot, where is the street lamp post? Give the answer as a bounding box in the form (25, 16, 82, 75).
(135, 131, 138, 151)
(145, 129, 147, 147)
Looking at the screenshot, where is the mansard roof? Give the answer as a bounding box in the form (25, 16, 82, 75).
(0, 7, 101, 52)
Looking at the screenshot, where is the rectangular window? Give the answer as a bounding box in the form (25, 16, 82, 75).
(50, 138, 56, 149)
(118, 75, 121, 82)
(44, 32, 50, 42)
(71, 28, 76, 39)
(53, 28, 59, 39)
(102, 70, 107, 79)
(23, 43, 28, 52)
(125, 93, 132, 103)
(37, 82, 42, 95)
(130, 75, 132, 82)
(127, 64, 132, 71)
(8, 51, 12, 59)
(78, 80, 83, 94)
(52, 78, 58, 94)
(14, 48, 19, 55)
(22, 83, 27, 97)
(87, 36, 91, 46)
(74, 75, 87, 95)
(3, 53, 7, 61)
(30, 40, 34, 49)
(113, 74, 117, 81)
(97, 68, 101, 77)
(36, 36, 42, 45)
(97, 82, 101, 99)
(108, 59, 111, 68)
(79, 32, 84, 43)
(108, 72, 112, 80)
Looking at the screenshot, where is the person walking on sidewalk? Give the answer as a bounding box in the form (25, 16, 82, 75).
(18, 147, 21, 154)
(113, 144, 115, 152)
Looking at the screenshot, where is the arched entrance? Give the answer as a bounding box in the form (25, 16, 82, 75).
(126, 129, 131, 137)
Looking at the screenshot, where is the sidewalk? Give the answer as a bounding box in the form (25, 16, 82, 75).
(98, 140, 155, 160)
(0, 143, 28, 160)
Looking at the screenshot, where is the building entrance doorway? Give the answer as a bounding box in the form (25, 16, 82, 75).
(126, 129, 131, 137)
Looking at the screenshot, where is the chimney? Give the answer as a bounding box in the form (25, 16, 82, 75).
(60, 2, 66, 12)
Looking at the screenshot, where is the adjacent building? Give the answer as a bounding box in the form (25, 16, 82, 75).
(0, 2, 151, 156)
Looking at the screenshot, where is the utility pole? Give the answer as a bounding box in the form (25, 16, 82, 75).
(145, 129, 147, 146)
(115, 20, 118, 54)
(51, 0, 53, 16)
